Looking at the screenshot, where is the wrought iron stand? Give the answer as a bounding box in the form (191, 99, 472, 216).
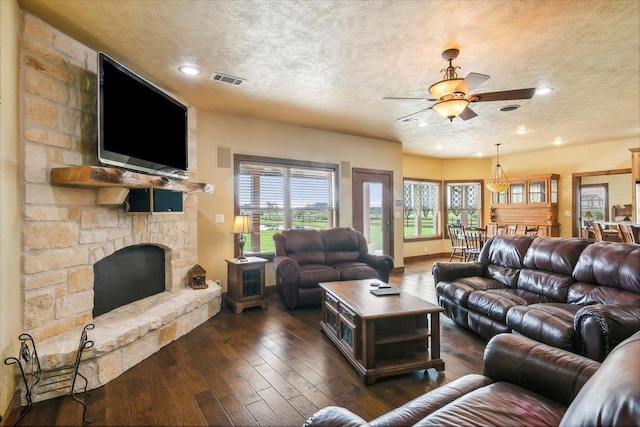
(4, 323, 95, 425)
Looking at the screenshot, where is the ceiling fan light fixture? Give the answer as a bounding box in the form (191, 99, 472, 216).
(486, 143, 509, 194)
(428, 78, 465, 99)
(432, 97, 469, 121)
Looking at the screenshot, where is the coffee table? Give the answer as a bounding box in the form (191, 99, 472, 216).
(319, 279, 444, 384)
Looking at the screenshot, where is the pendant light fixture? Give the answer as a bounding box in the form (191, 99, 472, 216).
(486, 143, 509, 194)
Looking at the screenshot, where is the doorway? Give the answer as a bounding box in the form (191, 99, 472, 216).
(352, 168, 393, 257)
(572, 168, 631, 236)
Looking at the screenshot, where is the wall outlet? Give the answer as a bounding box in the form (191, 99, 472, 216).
(215, 214, 224, 223)
(564, 211, 571, 217)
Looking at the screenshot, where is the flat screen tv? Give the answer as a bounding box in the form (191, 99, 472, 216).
(98, 52, 189, 180)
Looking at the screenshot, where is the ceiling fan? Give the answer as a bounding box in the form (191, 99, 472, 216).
(384, 48, 535, 122)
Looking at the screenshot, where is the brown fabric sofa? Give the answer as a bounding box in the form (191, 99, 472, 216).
(273, 227, 394, 308)
(434, 235, 640, 361)
(303, 331, 640, 427)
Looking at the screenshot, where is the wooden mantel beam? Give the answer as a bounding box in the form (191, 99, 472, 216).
(50, 166, 214, 194)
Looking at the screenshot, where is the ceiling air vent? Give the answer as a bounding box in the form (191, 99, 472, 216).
(210, 72, 245, 86)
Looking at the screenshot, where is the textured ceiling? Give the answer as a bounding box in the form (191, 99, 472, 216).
(18, 0, 640, 159)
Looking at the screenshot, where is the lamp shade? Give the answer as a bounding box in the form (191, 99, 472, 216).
(486, 144, 509, 194)
(428, 78, 465, 99)
(232, 215, 253, 234)
(432, 98, 470, 120)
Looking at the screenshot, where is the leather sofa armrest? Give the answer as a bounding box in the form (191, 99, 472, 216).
(432, 261, 484, 285)
(574, 304, 640, 362)
(303, 406, 371, 427)
(273, 256, 300, 309)
(483, 333, 600, 406)
(360, 253, 394, 282)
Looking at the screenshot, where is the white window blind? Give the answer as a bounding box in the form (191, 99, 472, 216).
(236, 156, 338, 254)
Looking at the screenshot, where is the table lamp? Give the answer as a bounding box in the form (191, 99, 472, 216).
(232, 215, 253, 259)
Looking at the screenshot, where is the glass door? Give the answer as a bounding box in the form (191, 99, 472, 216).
(352, 168, 393, 256)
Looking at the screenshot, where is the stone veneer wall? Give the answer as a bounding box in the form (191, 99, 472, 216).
(17, 12, 221, 397)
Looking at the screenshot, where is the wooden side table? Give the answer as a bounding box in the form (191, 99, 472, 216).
(225, 257, 268, 313)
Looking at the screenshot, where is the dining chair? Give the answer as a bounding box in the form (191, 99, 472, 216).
(524, 225, 539, 237)
(618, 223, 637, 243)
(497, 224, 518, 235)
(592, 222, 605, 242)
(447, 223, 467, 262)
(464, 226, 487, 262)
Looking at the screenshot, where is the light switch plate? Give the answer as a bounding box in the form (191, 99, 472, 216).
(215, 214, 224, 223)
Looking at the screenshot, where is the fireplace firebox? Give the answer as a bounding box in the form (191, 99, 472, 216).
(93, 245, 165, 317)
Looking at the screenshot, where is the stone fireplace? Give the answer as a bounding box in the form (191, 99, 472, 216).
(18, 13, 221, 400)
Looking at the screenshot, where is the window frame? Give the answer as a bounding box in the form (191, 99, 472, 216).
(234, 154, 340, 258)
(443, 180, 484, 237)
(402, 178, 443, 242)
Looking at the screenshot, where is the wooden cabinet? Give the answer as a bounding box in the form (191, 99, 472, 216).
(225, 257, 268, 313)
(488, 174, 560, 237)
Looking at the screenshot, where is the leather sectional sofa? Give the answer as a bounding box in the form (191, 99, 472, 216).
(272, 227, 394, 308)
(303, 331, 640, 426)
(433, 235, 640, 361)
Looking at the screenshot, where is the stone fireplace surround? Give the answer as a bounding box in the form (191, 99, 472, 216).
(18, 13, 221, 401)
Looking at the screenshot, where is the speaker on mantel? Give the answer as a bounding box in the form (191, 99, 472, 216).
(126, 189, 183, 213)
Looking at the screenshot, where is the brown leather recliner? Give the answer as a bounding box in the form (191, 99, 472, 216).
(273, 227, 393, 308)
(303, 331, 640, 427)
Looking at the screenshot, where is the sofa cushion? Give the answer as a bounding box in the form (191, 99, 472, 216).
(479, 235, 535, 269)
(298, 264, 340, 289)
(560, 331, 640, 427)
(281, 229, 326, 265)
(570, 242, 640, 304)
(418, 382, 566, 427)
(332, 262, 378, 281)
(522, 237, 592, 276)
(321, 227, 362, 264)
(468, 289, 552, 324)
(436, 276, 505, 306)
(517, 269, 574, 301)
(506, 303, 581, 352)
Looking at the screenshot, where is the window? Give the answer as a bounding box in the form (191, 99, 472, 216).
(579, 183, 608, 225)
(403, 179, 442, 239)
(235, 155, 338, 255)
(445, 181, 483, 229)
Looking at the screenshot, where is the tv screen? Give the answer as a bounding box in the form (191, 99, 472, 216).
(98, 52, 189, 180)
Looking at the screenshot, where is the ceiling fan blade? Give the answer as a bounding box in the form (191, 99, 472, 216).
(384, 97, 435, 101)
(470, 88, 536, 102)
(458, 106, 477, 121)
(454, 73, 490, 95)
(395, 106, 433, 122)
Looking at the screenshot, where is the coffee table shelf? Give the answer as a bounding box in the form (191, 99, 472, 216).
(319, 279, 444, 384)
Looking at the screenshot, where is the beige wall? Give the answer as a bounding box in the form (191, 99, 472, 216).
(403, 138, 639, 259)
(1, 0, 22, 417)
(196, 111, 404, 291)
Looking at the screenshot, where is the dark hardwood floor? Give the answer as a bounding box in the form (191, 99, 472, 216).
(3, 257, 487, 427)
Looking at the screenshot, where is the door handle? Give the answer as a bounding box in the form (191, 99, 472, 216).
(385, 220, 392, 228)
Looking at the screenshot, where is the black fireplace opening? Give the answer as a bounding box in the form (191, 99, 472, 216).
(93, 245, 165, 317)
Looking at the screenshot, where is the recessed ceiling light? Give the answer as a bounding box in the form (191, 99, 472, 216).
(536, 87, 554, 95)
(179, 65, 202, 76)
(516, 125, 529, 135)
(436, 144, 443, 150)
(499, 105, 520, 112)
(476, 151, 483, 157)
(417, 121, 428, 127)
(554, 136, 563, 145)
